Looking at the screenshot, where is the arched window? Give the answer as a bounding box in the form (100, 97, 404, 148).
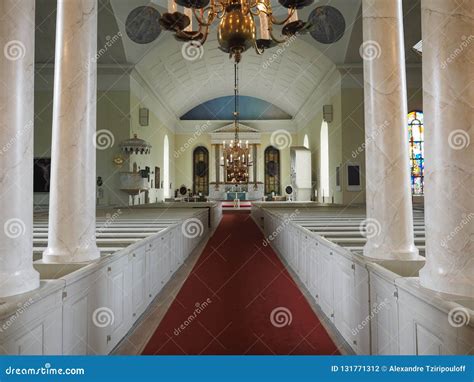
(408, 111, 424, 195)
(264, 146, 280, 195)
(303, 134, 309, 149)
(320, 121, 329, 198)
(193, 146, 209, 196)
(163, 135, 170, 198)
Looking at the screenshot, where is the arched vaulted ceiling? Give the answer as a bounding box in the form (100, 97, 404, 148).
(134, 32, 335, 118)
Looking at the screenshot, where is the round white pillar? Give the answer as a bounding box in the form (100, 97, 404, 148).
(0, 0, 40, 297)
(43, 0, 100, 263)
(361, 0, 419, 260)
(419, 0, 473, 297)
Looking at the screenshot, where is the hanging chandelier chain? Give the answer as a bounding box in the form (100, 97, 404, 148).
(234, 62, 239, 142)
(220, 60, 252, 183)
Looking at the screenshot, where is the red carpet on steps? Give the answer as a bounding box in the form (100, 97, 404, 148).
(142, 211, 341, 355)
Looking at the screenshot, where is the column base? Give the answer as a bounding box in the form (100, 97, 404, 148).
(419, 266, 474, 299)
(42, 246, 100, 264)
(363, 243, 422, 261)
(0, 268, 40, 298)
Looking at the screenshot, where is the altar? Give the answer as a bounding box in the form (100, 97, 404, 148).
(226, 191, 247, 201)
(209, 183, 264, 201)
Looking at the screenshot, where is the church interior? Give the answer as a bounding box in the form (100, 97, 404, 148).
(0, 0, 472, 356)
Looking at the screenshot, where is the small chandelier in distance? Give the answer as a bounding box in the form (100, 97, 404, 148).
(221, 63, 252, 183)
(160, 0, 313, 62)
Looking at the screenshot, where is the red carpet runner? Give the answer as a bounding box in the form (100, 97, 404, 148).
(142, 212, 341, 355)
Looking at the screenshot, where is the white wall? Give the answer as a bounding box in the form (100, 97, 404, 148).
(33, 89, 131, 207)
(297, 66, 424, 206)
(128, 70, 176, 204)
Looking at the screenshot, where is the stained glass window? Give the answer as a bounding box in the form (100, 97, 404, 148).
(264, 146, 280, 195)
(193, 146, 209, 196)
(408, 111, 424, 195)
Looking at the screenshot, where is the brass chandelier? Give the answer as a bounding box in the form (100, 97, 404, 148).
(221, 62, 252, 183)
(160, 0, 313, 62)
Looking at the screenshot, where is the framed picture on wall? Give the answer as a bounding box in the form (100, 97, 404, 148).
(346, 162, 361, 191)
(34, 158, 51, 192)
(155, 167, 160, 189)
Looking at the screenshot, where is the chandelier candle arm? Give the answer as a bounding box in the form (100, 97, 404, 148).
(271, 7, 296, 25)
(168, 0, 177, 13)
(254, 0, 266, 10)
(184, 7, 193, 31)
(269, 28, 289, 43)
(287, 8, 298, 23)
(259, 8, 270, 39)
(192, 7, 216, 26)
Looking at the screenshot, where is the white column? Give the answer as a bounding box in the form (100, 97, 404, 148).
(253, 144, 258, 185)
(220, 145, 225, 184)
(361, 0, 419, 260)
(419, 0, 473, 297)
(0, 0, 40, 297)
(214, 144, 220, 184)
(43, 0, 100, 263)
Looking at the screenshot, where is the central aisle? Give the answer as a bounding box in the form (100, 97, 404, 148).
(142, 212, 341, 355)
